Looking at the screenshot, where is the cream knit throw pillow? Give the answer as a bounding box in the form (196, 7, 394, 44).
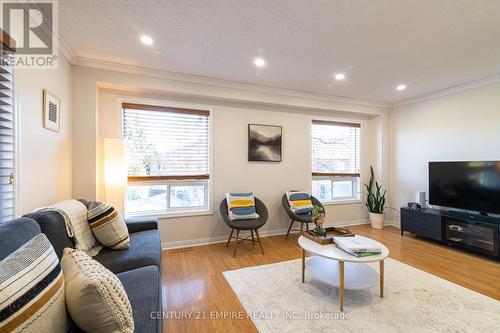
(60, 248, 134, 333)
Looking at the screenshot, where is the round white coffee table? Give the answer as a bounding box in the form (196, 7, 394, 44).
(298, 235, 389, 311)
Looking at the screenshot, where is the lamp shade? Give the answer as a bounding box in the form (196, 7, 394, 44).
(104, 138, 126, 215)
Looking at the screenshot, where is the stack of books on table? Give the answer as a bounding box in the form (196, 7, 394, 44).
(333, 236, 382, 257)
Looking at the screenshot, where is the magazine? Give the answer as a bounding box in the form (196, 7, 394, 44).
(333, 235, 382, 257)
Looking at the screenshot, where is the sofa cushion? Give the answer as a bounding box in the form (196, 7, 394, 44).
(0, 218, 40, 260)
(94, 229, 161, 274)
(117, 266, 161, 333)
(0, 233, 69, 333)
(88, 201, 130, 250)
(61, 248, 134, 333)
(23, 211, 75, 259)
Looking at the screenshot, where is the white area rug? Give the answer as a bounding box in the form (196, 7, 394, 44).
(223, 258, 500, 333)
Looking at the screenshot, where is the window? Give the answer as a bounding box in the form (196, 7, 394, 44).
(1, 37, 15, 222)
(311, 120, 361, 203)
(122, 102, 210, 216)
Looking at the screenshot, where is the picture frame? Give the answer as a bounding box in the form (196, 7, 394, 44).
(248, 123, 282, 162)
(43, 89, 60, 132)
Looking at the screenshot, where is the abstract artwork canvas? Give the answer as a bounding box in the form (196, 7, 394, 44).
(248, 124, 282, 162)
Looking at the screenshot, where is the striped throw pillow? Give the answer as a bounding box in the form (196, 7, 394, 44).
(0, 234, 69, 333)
(88, 201, 130, 250)
(286, 191, 313, 215)
(226, 192, 260, 220)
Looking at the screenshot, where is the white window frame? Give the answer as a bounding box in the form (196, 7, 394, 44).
(125, 179, 211, 218)
(13, 67, 20, 217)
(310, 118, 363, 205)
(312, 175, 361, 204)
(119, 97, 213, 219)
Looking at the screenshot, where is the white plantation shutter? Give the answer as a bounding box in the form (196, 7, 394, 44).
(0, 56, 14, 221)
(122, 103, 210, 180)
(311, 120, 361, 176)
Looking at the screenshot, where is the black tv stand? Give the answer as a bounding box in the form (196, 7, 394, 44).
(401, 207, 500, 259)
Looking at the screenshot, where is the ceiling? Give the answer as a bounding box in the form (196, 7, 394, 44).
(59, 0, 500, 104)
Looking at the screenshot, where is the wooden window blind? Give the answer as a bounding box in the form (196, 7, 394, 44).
(311, 120, 361, 177)
(122, 103, 210, 181)
(122, 103, 209, 116)
(0, 30, 15, 222)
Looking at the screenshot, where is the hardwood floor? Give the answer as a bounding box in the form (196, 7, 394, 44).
(161, 225, 500, 332)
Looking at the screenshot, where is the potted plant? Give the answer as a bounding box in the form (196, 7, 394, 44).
(364, 166, 387, 229)
(312, 205, 326, 236)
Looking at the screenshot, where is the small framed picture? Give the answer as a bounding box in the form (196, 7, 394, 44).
(248, 124, 282, 162)
(43, 89, 60, 132)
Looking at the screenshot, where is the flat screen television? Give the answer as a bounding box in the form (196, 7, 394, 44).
(429, 161, 500, 215)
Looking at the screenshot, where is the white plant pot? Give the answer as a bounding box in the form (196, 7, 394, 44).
(369, 212, 385, 229)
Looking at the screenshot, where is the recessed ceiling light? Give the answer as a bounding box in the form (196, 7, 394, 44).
(396, 84, 407, 91)
(140, 35, 154, 46)
(334, 73, 346, 81)
(254, 57, 266, 68)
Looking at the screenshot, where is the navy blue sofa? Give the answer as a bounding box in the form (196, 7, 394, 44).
(0, 212, 162, 333)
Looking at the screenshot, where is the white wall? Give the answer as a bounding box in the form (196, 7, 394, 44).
(98, 90, 384, 245)
(72, 65, 388, 198)
(13, 51, 500, 245)
(14, 52, 73, 214)
(71, 65, 390, 245)
(390, 82, 500, 223)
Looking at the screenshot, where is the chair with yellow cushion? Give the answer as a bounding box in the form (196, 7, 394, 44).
(282, 193, 324, 238)
(219, 195, 268, 257)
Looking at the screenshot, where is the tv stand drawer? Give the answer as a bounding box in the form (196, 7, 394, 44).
(401, 209, 442, 241)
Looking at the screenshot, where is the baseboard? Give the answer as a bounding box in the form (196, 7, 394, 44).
(323, 219, 370, 228)
(385, 220, 401, 228)
(162, 219, 370, 250)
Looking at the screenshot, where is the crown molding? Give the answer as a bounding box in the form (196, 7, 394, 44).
(15, 1, 77, 63)
(71, 56, 390, 109)
(65, 46, 500, 109)
(391, 73, 500, 108)
(58, 35, 78, 63)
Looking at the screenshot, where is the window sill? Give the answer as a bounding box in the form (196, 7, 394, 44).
(126, 209, 213, 220)
(320, 199, 363, 206)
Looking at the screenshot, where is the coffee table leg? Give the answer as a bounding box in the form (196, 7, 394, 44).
(380, 260, 384, 298)
(339, 261, 344, 311)
(301, 249, 305, 283)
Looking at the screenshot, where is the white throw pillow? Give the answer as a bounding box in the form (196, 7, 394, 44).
(286, 191, 313, 215)
(60, 248, 134, 333)
(225, 192, 260, 220)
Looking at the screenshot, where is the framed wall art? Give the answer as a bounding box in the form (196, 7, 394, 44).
(43, 89, 60, 132)
(248, 124, 282, 162)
